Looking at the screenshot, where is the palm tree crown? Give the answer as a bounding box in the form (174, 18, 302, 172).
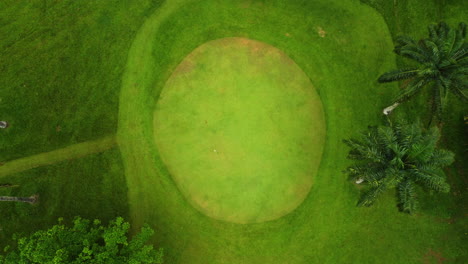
(344, 120, 454, 214)
(378, 22, 468, 119)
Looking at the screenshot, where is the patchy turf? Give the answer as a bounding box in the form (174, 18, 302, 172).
(153, 37, 325, 223)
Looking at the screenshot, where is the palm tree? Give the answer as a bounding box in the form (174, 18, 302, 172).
(344, 120, 454, 214)
(378, 22, 468, 122)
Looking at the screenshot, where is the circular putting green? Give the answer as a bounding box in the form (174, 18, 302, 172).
(153, 38, 325, 223)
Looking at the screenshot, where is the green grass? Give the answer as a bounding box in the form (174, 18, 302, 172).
(153, 37, 325, 224)
(0, 0, 161, 251)
(0, 0, 160, 161)
(0, 0, 466, 263)
(0, 148, 128, 246)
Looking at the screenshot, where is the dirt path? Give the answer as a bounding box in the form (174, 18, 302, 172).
(0, 135, 116, 178)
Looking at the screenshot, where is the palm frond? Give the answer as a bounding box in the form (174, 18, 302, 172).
(394, 36, 432, 63)
(395, 121, 422, 149)
(448, 83, 468, 101)
(446, 75, 468, 100)
(393, 77, 432, 103)
(382, 167, 405, 188)
(377, 126, 397, 148)
(361, 126, 382, 148)
(441, 28, 457, 57)
(399, 48, 429, 64)
(428, 24, 438, 41)
(436, 22, 450, 40)
(390, 154, 406, 170)
(411, 169, 450, 193)
(458, 22, 467, 38)
(378, 68, 419, 83)
(430, 81, 445, 119)
(346, 164, 385, 185)
(448, 65, 468, 75)
(408, 127, 440, 158)
(357, 183, 387, 207)
(427, 149, 455, 168)
(396, 35, 416, 47)
(407, 127, 439, 162)
(422, 40, 440, 63)
(398, 179, 418, 214)
(455, 56, 468, 66)
(344, 138, 385, 163)
(451, 48, 468, 61)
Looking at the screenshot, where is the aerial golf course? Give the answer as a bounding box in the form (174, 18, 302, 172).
(0, 0, 466, 263)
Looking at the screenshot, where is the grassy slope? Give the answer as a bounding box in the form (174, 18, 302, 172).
(0, 0, 162, 250)
(119, 0, 462, 263)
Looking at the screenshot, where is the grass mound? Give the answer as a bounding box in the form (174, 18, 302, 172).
(153, 37, 325, 223)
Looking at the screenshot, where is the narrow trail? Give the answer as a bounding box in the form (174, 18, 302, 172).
(0, 135, 117, 178)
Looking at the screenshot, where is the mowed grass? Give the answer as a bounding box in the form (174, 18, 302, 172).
(153, 37, 325, 224)
(0, 0, 161, 251)
(0, 0, 466, 263)
(120, 0, 464, 263)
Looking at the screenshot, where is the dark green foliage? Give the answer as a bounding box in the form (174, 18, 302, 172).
(378, 22, 468, 120)
(0, 217, 163, 264)
(344, 120, 454, 213)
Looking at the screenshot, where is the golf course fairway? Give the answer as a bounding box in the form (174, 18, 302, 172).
(153, 37, 325, 223)
(1, 0, 466, 263)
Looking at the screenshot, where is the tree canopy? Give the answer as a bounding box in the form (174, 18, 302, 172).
(0, 217, 163, 264)
(344, 120, 454, 213)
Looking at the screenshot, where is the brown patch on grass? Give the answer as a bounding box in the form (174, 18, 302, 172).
(433, 216, 457, 225)
(217, 86, 226, 94)
(192, 195, 214, 214)
(238, 37, 252, 46)
(422, 248, 448, 264)
(240, 0, 252, 9)
(218, 38, 277, 66)
(278, 50, 295, 66)
(285, 32, 291, 37)
(212, 38, 285, 64)
(317, 26, 326, 38)
(172, 59, 195, 75)
(288, 173, 313, 200)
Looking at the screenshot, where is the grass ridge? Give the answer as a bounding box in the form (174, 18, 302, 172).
(0, 135, 116, 178)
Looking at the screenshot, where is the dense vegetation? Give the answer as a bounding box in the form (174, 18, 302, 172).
(0, 217, 163, 264)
